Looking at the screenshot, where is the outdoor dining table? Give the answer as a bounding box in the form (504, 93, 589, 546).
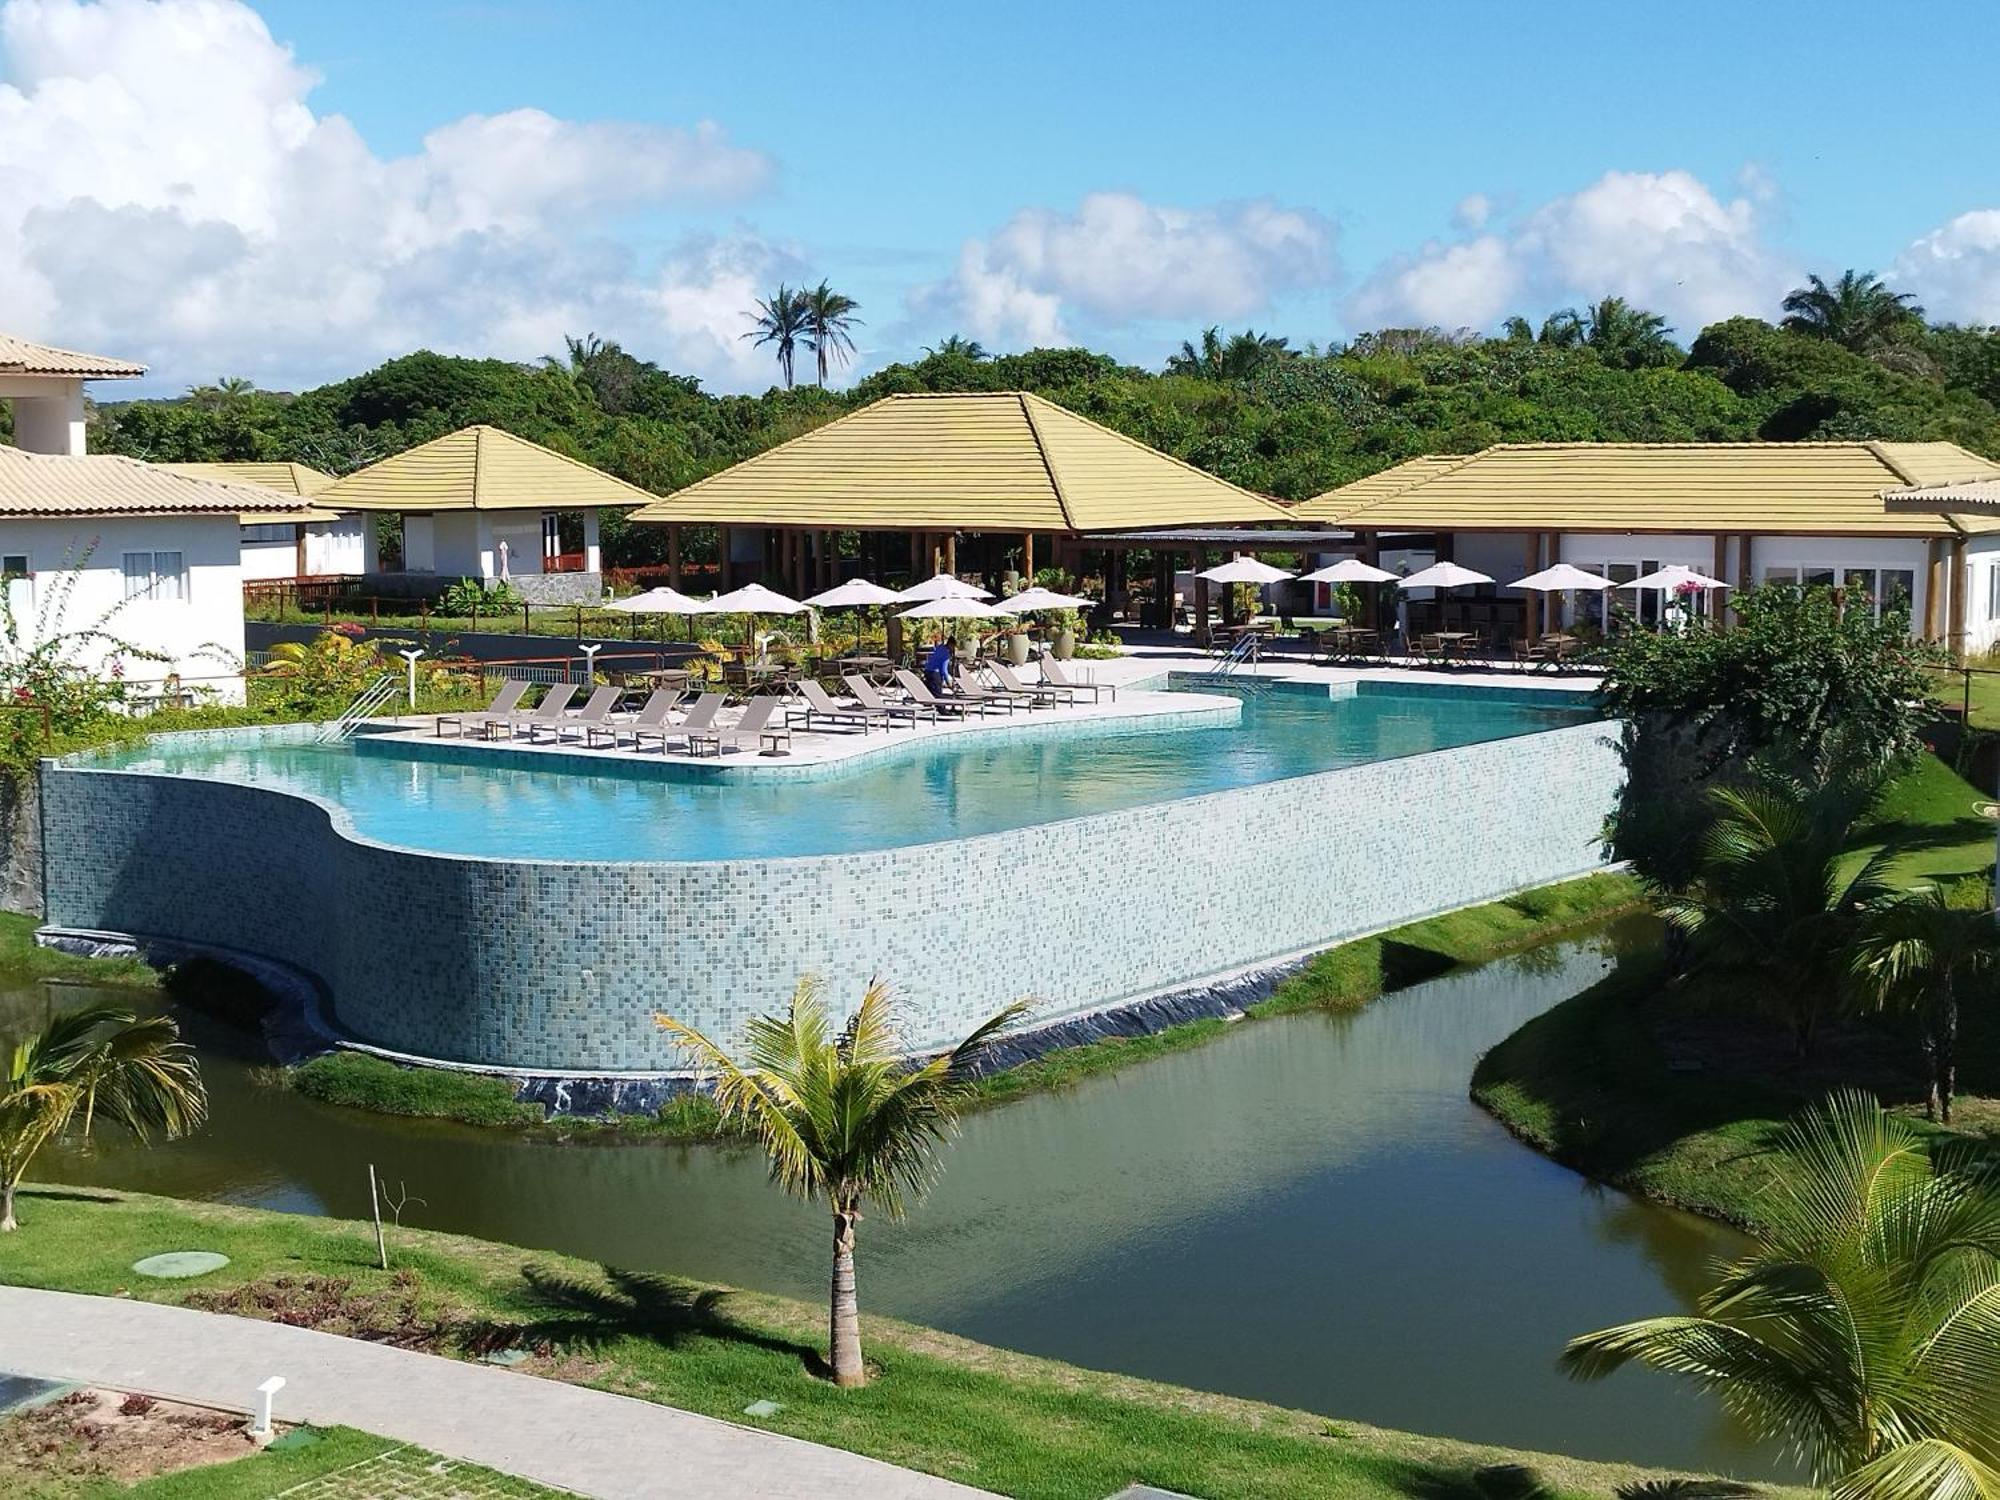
(837, 654, 896, 683)
(1318, 625, 1380, 663)
(1426, 630, 1478, 666)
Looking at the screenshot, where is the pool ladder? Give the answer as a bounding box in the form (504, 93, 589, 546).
(1180, 632, 1268, 693)
(316, 672, 400, 743)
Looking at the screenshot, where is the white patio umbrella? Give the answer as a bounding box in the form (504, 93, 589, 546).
(1622, 565, 1728, 592)
(603, 586, 709, 613)
(1398, 560, 1494, 635)
(897, 572, 994, 603)
(693, 582, 810, 661)
(1510, 563, 1611, 637)
(1003, 586, 1093, 611)
(895, 596, 1017, 621)
(804, 578, 903, 653)
(1300, 557, 1399, 585)
(1197, 557, 1296, 584)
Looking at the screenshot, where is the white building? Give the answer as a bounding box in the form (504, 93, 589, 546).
(165, 461, 369, 582)
(0, 334, 311, 703)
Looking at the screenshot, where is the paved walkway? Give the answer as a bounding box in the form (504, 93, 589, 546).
(0, 1287, 990, 1500)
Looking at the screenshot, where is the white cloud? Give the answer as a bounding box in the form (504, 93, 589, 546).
(0, 0, 780, 391)
(1349, 169, 1797, 337)
(1452, 193, 1492, 232)
(1894, 210, 2000, 325)
(926, 190, 1336, 348)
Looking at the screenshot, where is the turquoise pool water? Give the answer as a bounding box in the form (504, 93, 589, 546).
(90, 683, 1594, 863)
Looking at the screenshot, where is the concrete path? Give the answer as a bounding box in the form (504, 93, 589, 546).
(0, 1287, 991, 1499)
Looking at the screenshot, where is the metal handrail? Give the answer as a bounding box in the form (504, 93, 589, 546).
(316, 672, 399, 742)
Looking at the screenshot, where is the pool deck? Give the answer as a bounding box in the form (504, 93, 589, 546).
(364, 650, 1597, 773)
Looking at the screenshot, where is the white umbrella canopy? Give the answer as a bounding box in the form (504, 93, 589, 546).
(1198, 557, 1295, 585)
(897, 572, 994, 603)
(1398, 561, 1494, 591)
(804, 579, 903, 609)
(1003, 586, 1093, 611)
(1511, 563, 1612, 591)
(695, 582, 810, 615)
(604, 586, 709, 614)
(896, 597, 1017, 621)
(1624, 564, 1728, 591)
(1300, 557, 1399, 585)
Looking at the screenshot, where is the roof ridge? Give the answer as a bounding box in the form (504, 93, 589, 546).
(1328, 449, 1487, 523)
(1018, 391, 1290, 519)
(1013, 392, 1077, 530)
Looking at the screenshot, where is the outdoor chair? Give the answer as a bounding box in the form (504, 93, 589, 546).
(845, 674, 934, 725)
(500, 682, 577, 739)
(535, 684, 621, 744)
(660, 692, 726, 753)
(951, 665, 1022, 714)
(984, 659, 1066, 707)
(790, 679, 889, 734)
(689, 695, 792, 757)
(586, 687, 682, 749)
(435, 678, 527, 737)
(893, 668, 979, 717)
(1040, 656, 1114, 702)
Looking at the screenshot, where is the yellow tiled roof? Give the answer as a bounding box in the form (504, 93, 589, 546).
(0, 446, 309, 517)
(239, 505, 345, 526)
(1292, 455, 1468, 520)
(1320, 441, 2000, 537)
(628, 391, 1294, 533)
(317, 426, 658, 512)
(165, 460, 338, 498)
(0, 332, 145, 378)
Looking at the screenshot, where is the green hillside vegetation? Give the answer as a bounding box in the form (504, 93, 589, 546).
(82, 281, 2000, 573)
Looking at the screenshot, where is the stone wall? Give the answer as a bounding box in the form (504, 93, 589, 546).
(0, 775, 40, 917)
(40, 713, 1623, 1073)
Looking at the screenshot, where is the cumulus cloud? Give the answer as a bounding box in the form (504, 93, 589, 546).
(924, 191, 1336, 348)
(0, 0, 780, 390)
(1894, 210, 2000, 325)
(1349, 169, 1797, 338)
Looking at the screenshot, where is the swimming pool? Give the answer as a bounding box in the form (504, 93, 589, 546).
(84, 681, 1593, 862)
(43, 678, 1622, 1072)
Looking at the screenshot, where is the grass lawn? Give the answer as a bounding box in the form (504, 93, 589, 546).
(0, 1187, 1732, 1500)
(1851, 750, 1995, 887)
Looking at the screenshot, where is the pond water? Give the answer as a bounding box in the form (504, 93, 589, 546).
(16, 921, 1781, 1476)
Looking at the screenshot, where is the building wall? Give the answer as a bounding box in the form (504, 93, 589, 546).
(0, 515, 245, 700)
(1960, 535, 2000, 655)
(0, 377, 87, 457)
(41, 704, 1622, 1072)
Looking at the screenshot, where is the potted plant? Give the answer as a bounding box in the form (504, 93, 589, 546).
(1051, 608, 1079, 660)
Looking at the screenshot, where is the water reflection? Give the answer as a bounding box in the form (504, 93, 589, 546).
(23, 921, 1783, 1476)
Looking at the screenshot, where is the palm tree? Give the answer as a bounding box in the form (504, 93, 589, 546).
(742, 284, 810, 388)
(923, 334, 988, 360)
(1166, 327, 1290, 380)
(656, 978, 1026, 1387)
(1662, 777, 1896, 1057)
(1582, 297, 1679, 369)
(1536, 308, 1587, 348)
(800, 281, 862, 386)
(1562, 1092, 2000, 1500)
(185, 376, 255, 413)
(1850, 886, 2000, 1123)
(1781, 271, 1925, 354)
(1, 999, 207, 1232)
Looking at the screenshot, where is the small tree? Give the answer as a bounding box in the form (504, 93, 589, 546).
(656, 978, 1025, 1387)
(1, 1000, 207, 1231)
(1850, 884, 2000, 1122)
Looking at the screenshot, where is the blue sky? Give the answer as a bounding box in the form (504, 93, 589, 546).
(5, 0, 1998, 392)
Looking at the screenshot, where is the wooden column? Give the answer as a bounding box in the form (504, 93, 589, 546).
(718, 526, 733, 590)
(666, 524, 682, 589)
(1195, 546, 1212, 643)
(944, 533, 958, 576)
(1523, 532, 1540, 644)
(1948, 537, 1969, 659)
(1926, 539, 1947, 642)
(1023, 531, 1035, 579)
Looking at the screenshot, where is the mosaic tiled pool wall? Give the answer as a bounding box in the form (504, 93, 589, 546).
(39, 717, 1622, 1072)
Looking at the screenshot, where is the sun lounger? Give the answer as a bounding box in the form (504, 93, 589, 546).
(661, 692, 726, 753)
(500, 682, 577, 739)
(791, 679, 889, 733)
(435, 678, 529, 737)
(845, 674, 934, 725)
(533, 684, 620, 744)
(586, 687, 682, 749)
(979, 660, 1063, 708)
(893, 668, 979, 717)
(688, 694, 792, 757)
(951, 665, 1022, 714)
(1040, 657, 1113, 702)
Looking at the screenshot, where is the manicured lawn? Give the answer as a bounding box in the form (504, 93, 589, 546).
(126, 1435, 564, 1499)
(0, 1187, 1726, 1500)
(1852, 750, 1995, 887)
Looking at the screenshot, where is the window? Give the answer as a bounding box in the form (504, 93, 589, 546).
(1989, 568, 2000, 624)
(121, 550, 189, 604)
(1767, 563, 1918, 623)
(2, 555, 30, 622)
(1764, 566, 1800, 585)
(242, 523, 293, 543)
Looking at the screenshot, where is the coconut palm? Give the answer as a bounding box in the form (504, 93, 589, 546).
(1537, 308, 1587, 348)
(656, 979, 1025, 1387)
(923, 334, 988, 360)
(1849, 886, 2000, 1123)
(1166, 327, 1290, 380)
(1662, 776, 1896, 1057)
(1562, 1092, 2000, 1500)
(743, 284, 810, 388)
(1781, 271, 1925, 354)
(800, 281, 862, 386)
(1582, 297, 1679, 369)
(1, 999, 206, 1232)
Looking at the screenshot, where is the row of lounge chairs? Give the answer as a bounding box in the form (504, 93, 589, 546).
(429, 656, 1115, 758)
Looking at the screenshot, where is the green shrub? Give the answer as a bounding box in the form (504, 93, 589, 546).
(437, 577, 522, 615)
(291, 1052, 542, 1127)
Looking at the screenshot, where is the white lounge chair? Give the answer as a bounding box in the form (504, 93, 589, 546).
(1040, 657, 1113, 702)
(791, 679, 889, 733)
(537, 685, 622, 744)
(586, 687, 682, 749)
(952, 665, 1022, 714)
(985, 660, 1067, 707)
(662, 692, 727, 754)
(689, 695, 792, 757)
(501, 682, 577, 739)
(893, 668, 980, 717)
(435, 678, 528, 737)
(845, 674, 934, 724)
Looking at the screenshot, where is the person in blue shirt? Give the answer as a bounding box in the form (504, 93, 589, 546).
(923, 636, 954, 695)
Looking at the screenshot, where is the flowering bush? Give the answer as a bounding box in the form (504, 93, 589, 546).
(261, 629, 393, 715)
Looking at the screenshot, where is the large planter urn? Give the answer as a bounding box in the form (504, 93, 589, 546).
(1007, 631, 1032, 666)
(1054, 627, 1077, 661)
